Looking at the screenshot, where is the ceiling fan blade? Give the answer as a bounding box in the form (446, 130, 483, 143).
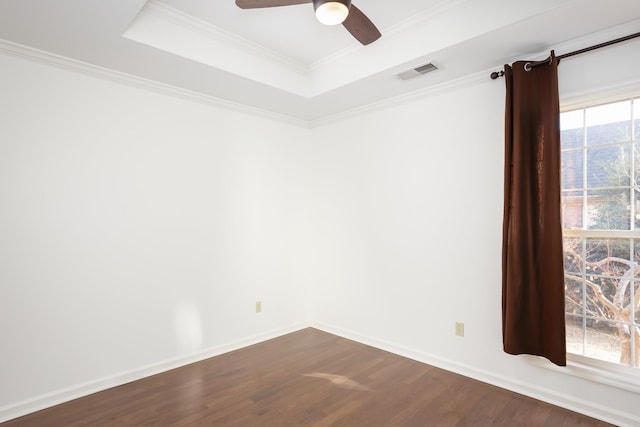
(342, 3, 381, 45)
(235, 0, 311, 8)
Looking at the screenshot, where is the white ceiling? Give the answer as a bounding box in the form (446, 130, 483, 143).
(0, 0, 639, 124)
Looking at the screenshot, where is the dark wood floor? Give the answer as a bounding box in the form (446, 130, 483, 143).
(3, 328, 612, 426)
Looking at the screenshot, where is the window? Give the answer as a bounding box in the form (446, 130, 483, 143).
(561, 96, 640, 369)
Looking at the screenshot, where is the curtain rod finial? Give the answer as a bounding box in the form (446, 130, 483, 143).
(491, 70, 504, 80)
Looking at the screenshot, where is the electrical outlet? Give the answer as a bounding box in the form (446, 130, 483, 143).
(455, 322, 464, 337)
(255, 301, 262, 313)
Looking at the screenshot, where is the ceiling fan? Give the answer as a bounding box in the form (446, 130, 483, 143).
(235, 0, 381, 46)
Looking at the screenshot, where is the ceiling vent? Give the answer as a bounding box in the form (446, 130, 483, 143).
(395, 63, 438, 80)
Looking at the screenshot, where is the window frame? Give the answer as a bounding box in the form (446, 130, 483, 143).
(550, 87, 640, 391)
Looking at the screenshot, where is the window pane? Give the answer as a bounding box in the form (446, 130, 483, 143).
(566, 315, 584, 355)
(562, 190, 583, 229)
(585, 319, 631, 366)
(564, 238, 583, 273)
(585, 277, 628, 319)
(562, 150, 583, 189)
(583, 240, 632, 335)
(586, 189, 630, 230)
(565, 277, 584, 315)
(585, 238, 630, 267)
(632, 239, 640, 265)
(586, 101, 632, 146)
(561, 110, 584, 149)
(586, 144, 630, 188)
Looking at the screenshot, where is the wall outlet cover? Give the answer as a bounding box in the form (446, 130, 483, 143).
(455, 322, 464, 337)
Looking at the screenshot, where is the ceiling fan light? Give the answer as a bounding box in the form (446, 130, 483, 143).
(313, 0, 350, 26)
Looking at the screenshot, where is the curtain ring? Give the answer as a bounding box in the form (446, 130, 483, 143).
(524, 62, 532, 72)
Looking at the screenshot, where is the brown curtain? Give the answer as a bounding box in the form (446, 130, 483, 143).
(502, 51, 566, 366)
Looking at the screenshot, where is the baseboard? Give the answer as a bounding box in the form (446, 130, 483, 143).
(0, 322, 309, 423)
(311, 322, 640, 427)
(5, 321, 638, 426)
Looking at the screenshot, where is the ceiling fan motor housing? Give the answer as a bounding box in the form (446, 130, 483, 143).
(312, 0, 352, 11)
(313, 0, 352, 25)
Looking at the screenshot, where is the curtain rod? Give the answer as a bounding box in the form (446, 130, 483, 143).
(490, 31, 640, 80)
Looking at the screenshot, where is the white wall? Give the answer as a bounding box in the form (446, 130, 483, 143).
(2, 31, 640, 425)
(308, 40, 640, 425)
(0, 53, 312, 412)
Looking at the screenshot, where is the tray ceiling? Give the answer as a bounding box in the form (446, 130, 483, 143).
(0, 0, 639, 124)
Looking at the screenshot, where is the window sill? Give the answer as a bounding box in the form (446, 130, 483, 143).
(530, 354, 640, 394)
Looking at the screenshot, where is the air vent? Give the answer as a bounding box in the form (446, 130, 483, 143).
(395, 62, 438, 80)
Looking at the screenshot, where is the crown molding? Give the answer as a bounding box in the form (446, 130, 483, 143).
(309, 70, 489, 127)
(0, 37, 499, 130)
(140, 0, 310, 75)
(142, 0, 468, 77)
(1, 36, 493, 129)
(0, 38, 309, 128)
(11, 16, 636, 131)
